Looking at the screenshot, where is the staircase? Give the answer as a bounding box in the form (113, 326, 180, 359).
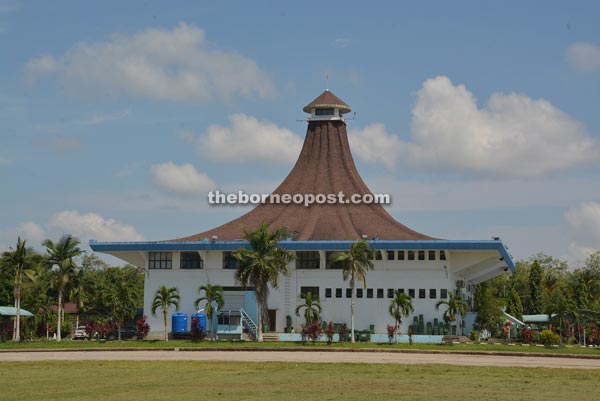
(262, 333, 280, 342)
(240, 308, 257, 341)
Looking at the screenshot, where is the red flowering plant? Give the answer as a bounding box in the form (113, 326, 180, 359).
(386, 324, 396, 344)
(339, 323, 349, 342)
(325, 321, 336, 344)
(520, 327, 536, 344)
(136, 315, 150, 339)
(301, 321, 323, 344)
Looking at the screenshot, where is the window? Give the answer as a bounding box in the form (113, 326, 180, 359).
(180, 252, 203, 269)
(218, 313, 240, 326)
(300, 286, 319, 298)
(375, 251, 383, 261)
(356, 289, 363, 298)
(440, 289, 448, 299)
(325, 288, 332, 298)
(419, 289, 426, 299)
(387, 251, 395, 260)
(336, 288, 342, 298)
(398, 251, 405, 260)
(222, 252, 239, 269)
(418, 250, 425, 261)
(315, 108, 334, 116)
(346, 288, 352, 298)
(408, 251, 415, 261)
(428, 250, 436, 261)
(440, 251, 446, 261)
(398, 288, 404, 294)
(429, 289, 437, 299)
(408, 289, 415, 298)
(326, 251, 344, 269)
(296, 251, 320, 269)
(367, 288, 373, 299)
(149, 252, 172, 269)
(387, 289, 394, 298)
(377, 288, 384, 298)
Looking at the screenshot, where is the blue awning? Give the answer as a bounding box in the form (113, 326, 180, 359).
(0, 306, 34, 317)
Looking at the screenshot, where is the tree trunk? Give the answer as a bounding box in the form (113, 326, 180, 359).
(394, 317, 399, 344)
(257, 298, 263, 342)
(57, 289, 63, 341)
(163, 309, 168, 342)
(14, 284, 21, 342)
(350, 282, 355, 343)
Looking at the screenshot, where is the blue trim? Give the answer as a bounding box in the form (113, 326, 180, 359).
(89, 238, 514, 270)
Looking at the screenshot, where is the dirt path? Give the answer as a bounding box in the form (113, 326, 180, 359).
(2, 350, 600, 369)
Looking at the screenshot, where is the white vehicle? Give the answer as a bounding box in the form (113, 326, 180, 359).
(73, 326, 88, 340)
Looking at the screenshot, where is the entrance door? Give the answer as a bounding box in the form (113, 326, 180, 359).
(267, 309, 277, 332)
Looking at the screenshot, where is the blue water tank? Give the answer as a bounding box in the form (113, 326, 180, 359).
(191, 313, 207, 332)
(171, 313, 188, 333)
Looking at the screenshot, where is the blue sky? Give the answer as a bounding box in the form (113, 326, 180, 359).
(1, 0, 599, 266)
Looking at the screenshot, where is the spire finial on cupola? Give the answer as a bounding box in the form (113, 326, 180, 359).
(303, 89, 351, 121)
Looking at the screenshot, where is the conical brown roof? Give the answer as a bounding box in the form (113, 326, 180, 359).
(302, 89, 351, 114)
(174, 102, 435, 241)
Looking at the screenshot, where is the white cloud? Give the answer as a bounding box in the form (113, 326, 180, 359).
(47, 210, 144, 242)
(566, 42, 600, 72)
(25, 23, 275, 101)
(565, 202, 600, 263)
(349, 123, 402, 170)
(351, 76, 597, 177)
(197, 114, 303, 164)
(151, 162, 216, 195)
(16, 222, 46, 244)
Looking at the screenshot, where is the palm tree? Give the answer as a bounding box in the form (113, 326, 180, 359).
(388, 290, 414, 343)
(151, 285, 180, 341)
(435, 293, 468, 336)
(295, 291, 322, 325)
(0, 237, 40, 341)
(194, 283, 224, 339)
(334, 240, 374, 343)
(546, 292, 576, 348)
(234, 223, 294, 341)
(43, 234, 83, 341)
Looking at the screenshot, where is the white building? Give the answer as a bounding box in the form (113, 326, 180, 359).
(91, 90, 513, 339)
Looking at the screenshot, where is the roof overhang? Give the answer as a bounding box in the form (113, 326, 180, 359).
(90, 239, 514, 271)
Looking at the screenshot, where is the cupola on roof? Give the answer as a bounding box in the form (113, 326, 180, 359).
(302, 89, 352, 114)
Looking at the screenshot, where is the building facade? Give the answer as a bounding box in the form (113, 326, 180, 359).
(91, 90, 514, 339)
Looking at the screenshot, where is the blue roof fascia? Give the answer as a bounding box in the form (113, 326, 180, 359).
(90, 239, 514, 270)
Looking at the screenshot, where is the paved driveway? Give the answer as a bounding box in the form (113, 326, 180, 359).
(2, 350, 600, 369)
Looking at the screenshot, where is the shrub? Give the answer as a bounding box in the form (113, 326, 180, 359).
(386, 324, 396, 344)
(520, 327, 536, 344)
(191, 316, 206, 342)
(339, 323, 348, 342)
(469, 330, 480, 342)
(325, 321, 335, 344)
(301, 321, 323, 344)
(136, 315, 150, 339)
(539, 329, 560, 346)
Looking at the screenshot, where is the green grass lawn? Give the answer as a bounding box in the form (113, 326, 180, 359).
(0, 361, 599, 401)
(1, 339, 600, 356)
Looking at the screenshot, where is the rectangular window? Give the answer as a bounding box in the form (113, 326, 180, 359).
(441, 289, 448, 299)
(418, 250, 425, 261)
(428, 250, 436, 261)
(398, 288, 404, 294)
(315, 108, 334, 116)
(408, 289, 415, 298)
(387, 251, 395, 260)
(222, 251, 239, 269)
(300, 286, 319, 298)
(377, 288, 384, 298)
(440, 251, 446, 260)
(356, 288, 363, 298)
(387, 288, 394, 298)
(336, 288, 342, 298)
(346, 288, 352, 298)
(325, 288, 332, 298)
(296, 251, 320, 269)
(180, 251, 203, 269)
(375, 251, 382, 261)
(408, 251, 415, 261)
(429, 289, 437, 299)
(149, 252, 172, 269)
(419, 289, 426, 299)
(367, 288, 373, 299)
(398, 250, 405, 260)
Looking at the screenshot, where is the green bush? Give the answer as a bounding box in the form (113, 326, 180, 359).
(539, 329, 559, 346)
(469, 330, 480, 342)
